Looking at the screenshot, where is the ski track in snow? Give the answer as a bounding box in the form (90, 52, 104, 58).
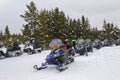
(0, 46, 120, 80)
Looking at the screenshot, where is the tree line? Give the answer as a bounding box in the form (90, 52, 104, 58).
(0, 1, 120, 47)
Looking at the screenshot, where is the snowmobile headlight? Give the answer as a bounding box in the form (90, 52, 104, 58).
(54, 53, 59, 57)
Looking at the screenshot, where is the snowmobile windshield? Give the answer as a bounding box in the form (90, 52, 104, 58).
(0, 42, 4, 48)
(76, 38, 85, 44)
(0, 44, 2, 48)
(95, 39, 100, 42)
(49, 39, 63, 49)
(85, 39, 91, 42)
(117, 39, 120, 42)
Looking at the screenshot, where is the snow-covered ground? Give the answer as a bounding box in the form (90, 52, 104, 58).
(0, 46, 120, 80)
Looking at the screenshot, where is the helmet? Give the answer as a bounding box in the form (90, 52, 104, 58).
(64, 39, 70, 44)
(65, 39, 70, 42)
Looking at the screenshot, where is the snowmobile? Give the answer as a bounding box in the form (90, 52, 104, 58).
(0, 44, 8, 58)
(33, 42, 43, 53)
(0, 42, 22, 58)
(102, 39, 113, 47)
(93, 39, 103, 49)
(23, 42, 42, 55)
(75, 38, 88, 56)
(115, 39, 120, 46)
(6, 43, 23, 57)
(33, 39, 74, 72)
(23, 42, 34, 54)
(85, 39, 93, 52)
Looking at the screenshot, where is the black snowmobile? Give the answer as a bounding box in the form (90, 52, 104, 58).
(102, 39, 113, 47)
(0, 41, 22, 58)
(75, 38, 88, 56)
(93, 39, 103, 49)
(6, 42, 23, 57)
(34, 39, 74, 72)
(115, 39, 120, 46)
(85, 39, 93, 52)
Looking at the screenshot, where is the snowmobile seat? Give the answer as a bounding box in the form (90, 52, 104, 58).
(7, 46, 20, 52)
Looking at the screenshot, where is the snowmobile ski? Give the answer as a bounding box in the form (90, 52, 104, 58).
(33, 65, 47, 70)
(56, 66, 68, 72)
(59, 67, 68, 72)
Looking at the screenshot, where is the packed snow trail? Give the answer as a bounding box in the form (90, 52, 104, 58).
(0, 46, 120, 80)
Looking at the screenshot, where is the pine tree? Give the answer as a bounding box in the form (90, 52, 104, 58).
(113, 26, 120, 39)
(102, 20, 116, 41)
(76, 19, 82, 38)
(64, 17, 74, 39)
(21, 24, 31, 42)
(37, 9, 50, 46)
(0, 30, 4, 42)
(71, 19, 77, 39)
(21, 1, 39, 41)
(90, 27, 98, 40)
(49, 8, 67, 39)
(81, 16, 91, 39)
(4, 25, 11, 46)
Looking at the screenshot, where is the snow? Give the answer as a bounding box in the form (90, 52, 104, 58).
(0, 46, 120, 80)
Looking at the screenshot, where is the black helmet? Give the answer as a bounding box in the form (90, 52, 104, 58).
(64, 39, 70, 44)
(65, 39, 70, 42)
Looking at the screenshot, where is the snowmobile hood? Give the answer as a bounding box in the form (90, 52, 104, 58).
(0, 47, 7, 53)
(76, 38, 85, 44)
(46, 49, 64, 60)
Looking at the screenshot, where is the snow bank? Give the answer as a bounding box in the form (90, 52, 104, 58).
(0, 46, 120, 80)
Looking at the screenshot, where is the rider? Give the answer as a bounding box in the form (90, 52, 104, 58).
(63, 39, 75, 56)
(63, 39, 72, 49)
(13, 40, 20, 50)
(71, 39, 76, 49)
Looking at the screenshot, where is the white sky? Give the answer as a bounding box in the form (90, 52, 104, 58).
(0, 0, 120, 33)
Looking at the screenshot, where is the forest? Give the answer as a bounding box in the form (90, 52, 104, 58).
(0, 1, 120, 47)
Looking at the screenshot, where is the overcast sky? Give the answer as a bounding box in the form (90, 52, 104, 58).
(0, 0, 120, 34)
